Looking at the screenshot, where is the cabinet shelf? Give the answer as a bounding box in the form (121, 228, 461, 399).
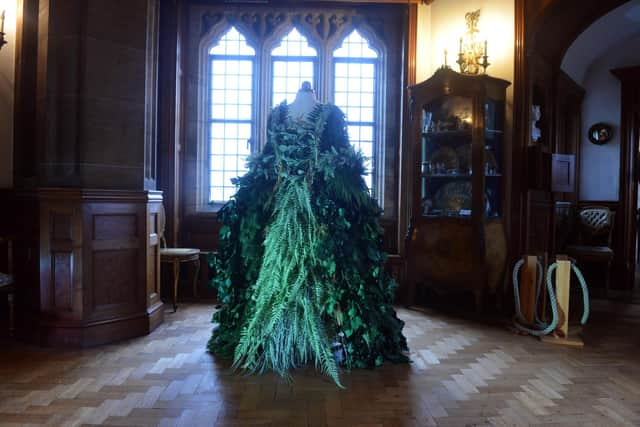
(423, 213, 472, 219)
(422, 173, 472, 178)
(423, 129, 503, 137)
(422, 130, 471, 138)
(422, 173, 503, 178)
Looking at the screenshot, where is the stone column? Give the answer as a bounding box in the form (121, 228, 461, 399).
(5, 0, 163, 346)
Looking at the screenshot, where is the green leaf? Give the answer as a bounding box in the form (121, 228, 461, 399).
(362, 332, 370, 346)
(328, 260, 336, 276)
(375, 355, 383, 366)
(351, 316, 363, 332)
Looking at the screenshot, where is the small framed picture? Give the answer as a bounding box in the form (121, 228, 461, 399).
(588, 123, 613, 145)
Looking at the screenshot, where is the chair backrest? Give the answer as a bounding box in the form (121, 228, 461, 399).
(577, 206, 614, 247)
(158, 204, 167, 248)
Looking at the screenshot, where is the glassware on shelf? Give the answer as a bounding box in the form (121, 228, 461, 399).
(421, 161, 431, 174)
(422, 111, 433, 133)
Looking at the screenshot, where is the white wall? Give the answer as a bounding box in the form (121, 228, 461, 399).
(0, 0, 16, 188)
(562, 0, 640, 87)
(415, 4, 431, 81)
(416, 0, 514, 86)
(579, 35, 640, 201)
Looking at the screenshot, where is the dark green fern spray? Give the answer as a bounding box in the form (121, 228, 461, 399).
(232, 178, 340, 385)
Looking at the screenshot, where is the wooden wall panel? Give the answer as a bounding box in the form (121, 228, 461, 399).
(52, 213, 72, 240)
(84, 201, 147, 324)
(148, 245, 158, 300)
(52, 253, 73, 312)
(526, 190, 552, 255)
(50, 212, 74, 313)
(551, 154, 575, 194)
(147, 198, 163, 318)
(40, 204, 82, 322)
(92, 249, 139, 309)
(381, 219, 398, 254)
(93, 215, 138, 240)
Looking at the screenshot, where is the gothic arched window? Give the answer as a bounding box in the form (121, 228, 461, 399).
(207, 27, 255, 203)
(333, 30, 379, 194)
(192, 7, 404, 214)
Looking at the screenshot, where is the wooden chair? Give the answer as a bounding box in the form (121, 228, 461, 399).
(158, 205, 200, 312)
(565, 206, 614, 294)
(0, 236, 15, 337)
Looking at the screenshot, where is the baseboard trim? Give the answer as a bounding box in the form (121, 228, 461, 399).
(38, 307, 165, 348)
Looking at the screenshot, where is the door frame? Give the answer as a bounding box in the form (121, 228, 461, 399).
(612, 66, 640, 296)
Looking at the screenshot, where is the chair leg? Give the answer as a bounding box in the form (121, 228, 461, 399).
(173, 262, 179, 312)
(7, 292, 14, 337)
(193, 258, 201, 299)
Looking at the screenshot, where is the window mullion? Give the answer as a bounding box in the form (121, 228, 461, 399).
(270, 27, 318, 107)
(257, 46, 269, 152)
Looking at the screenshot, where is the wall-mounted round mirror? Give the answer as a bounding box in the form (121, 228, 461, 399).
(588, 122, 613, 145)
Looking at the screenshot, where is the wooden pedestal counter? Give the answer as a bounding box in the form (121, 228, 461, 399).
(1, 188, 164, 347)
(405, 217, 507, 311)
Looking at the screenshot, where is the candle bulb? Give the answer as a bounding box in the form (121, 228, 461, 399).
(444, 49, 448, 67)
(1, 10, 5, 34)
(484, 40, 488, 56)
(459, 37, 463, 54)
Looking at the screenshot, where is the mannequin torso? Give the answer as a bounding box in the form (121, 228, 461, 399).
(288, 81, 320, 121)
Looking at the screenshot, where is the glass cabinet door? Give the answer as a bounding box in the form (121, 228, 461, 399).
(420, 95, 473, 217)
(484, 98, 504, 218)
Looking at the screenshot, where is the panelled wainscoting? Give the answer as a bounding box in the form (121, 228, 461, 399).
(0, 189, 163, 347)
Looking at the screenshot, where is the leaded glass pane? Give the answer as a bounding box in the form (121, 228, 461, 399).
(271, 28, 317, 56)
(271, 28, 317, 106)
(333, 30, 378, 58)
(208, 27, 254, 203)
(272, 61, 315, 105)
(333, 30, 378, 194)
(209, 27, 255, 56)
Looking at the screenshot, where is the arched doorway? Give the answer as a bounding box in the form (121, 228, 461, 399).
(512, 0, 637, 299)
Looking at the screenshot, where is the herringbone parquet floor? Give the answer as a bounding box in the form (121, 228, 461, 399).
(1, 303, 640, 427)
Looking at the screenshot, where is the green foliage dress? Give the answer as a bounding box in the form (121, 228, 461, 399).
(208, 103, 408, 386)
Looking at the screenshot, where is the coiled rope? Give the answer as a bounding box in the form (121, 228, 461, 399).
(512, 258, 590, 336)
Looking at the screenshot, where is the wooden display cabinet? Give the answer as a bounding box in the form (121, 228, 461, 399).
(405, 68, 510, 311)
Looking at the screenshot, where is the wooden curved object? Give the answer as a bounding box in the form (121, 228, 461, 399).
(406, 219, 507, 308)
